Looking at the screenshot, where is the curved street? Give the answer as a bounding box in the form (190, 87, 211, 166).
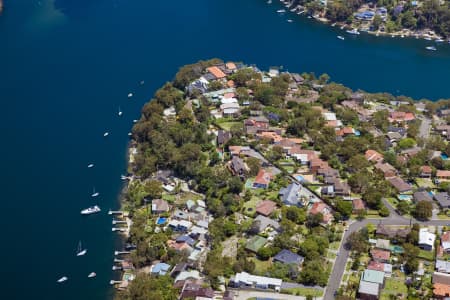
(324, 199, 450, 300)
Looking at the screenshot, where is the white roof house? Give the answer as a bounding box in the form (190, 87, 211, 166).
(220, 97, 238, 104)
(436, 259, 450, 273)
(323, 112, 337, 121)
(174, 270, 201, 283)
(419, 228, 436, 250)
(232, 272, 282, 291)
(358, 280, 379, 297)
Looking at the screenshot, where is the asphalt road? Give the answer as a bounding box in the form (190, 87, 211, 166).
(418, 115, 432, 140)
(323, 205, 450, 300)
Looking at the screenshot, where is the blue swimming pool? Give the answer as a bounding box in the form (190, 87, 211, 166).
(398, 195, 412, 201)
(442, 153, 449, 160)
(156, 217, 167, 225)
(295, 175, 304, 182)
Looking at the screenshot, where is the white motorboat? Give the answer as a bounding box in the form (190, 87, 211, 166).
(276, 9, 285, 13)
(76, 241, 87, 256)
(91, 187, 99, 197)
(346, 28, 360, 35)
(435, 38, 445, 43)
(133, 119, 138, 123)
(103, 132, 109, 137)
(331, 23, 336, 27)
(424, 37, 432, 41)
(127, 132, 132, 136)
(57, 276, 68, 283)
(127, 93, 133, 98)
(337, 35, 345, 40)
(267, 0, 272, 4)
(139, 80, 145, 85)
(118, 107, 123, 116)
(287, 19, 293, 23)
(87, 163, 94, 168)
(88, 272, 97, 278)
(81, 205, 101, 215)
(426, 46, 437, 51)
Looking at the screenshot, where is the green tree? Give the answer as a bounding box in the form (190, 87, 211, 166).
(115, 274, 177, 300)
(144, 180, 163, 199)
(397, 201, 410, 215)
(336, 200, 353, 219)
(414, 200, 433, 220)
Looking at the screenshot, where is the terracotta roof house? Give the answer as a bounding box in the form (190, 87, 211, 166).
(374, 162, 397, 179)
(229, 145, 250, 156)
(180, 282, 214, 300)
(353, 199, 366, 212)
(206, 66, 226, 79)
(437, 170, 450, 181)
(257, 131, 283, 143)
(253, 169, 273, 189)
(420, 165, 433, 178)
(273, 249, 304, 267)
(435, 192, 450, 208)
(310, 158, 330, 173)
(151, 199, 170, 214)
(388, 111, 415, 123)
(371, 249, 391, 263)
(256, 200, 277, 217)
(388, 177, 412, 193)
(225, 62, 237, 70)
(309, 202, 333, 224)
(365, 149, 384, 163)
(433, 282, 450, 299)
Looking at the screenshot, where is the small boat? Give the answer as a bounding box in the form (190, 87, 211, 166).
(337, 35, 345, 40)
(87, 163, 94, 168)
(127, 93, 133, 98)
(81, 205, 101, 215)
(103, 132, 109, 137)
(331, 23, 336, 27)
(76, 241, 87, 256)
(276, 9, 285, 13)
(287, 19, 293, 23)
(133, 119, 138, 123)
(118, 107, 123, 116)
(290, 8, 296, 12)
(297, 10, 305, 15)
(91, 187, 99, 197)
(426, 46, 437, 51)
(57, 276, 68, 283)
(88, 272, 96, 278)
(266, 0, 272, 3)
(120, 175, 128, 180)
(340, 25, 345, 30)
(139, 80, 145, 85)
(346, 29, 360, 35)
(401, 35, 405, 38)
(127, 132, 132, 136)
(435, 38, 445, 43)
(424, 37, 432, 41)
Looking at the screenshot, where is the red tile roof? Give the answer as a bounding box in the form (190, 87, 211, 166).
(421, 165, 432, 173)
(207, 66, 226, 79)
(365, 149, 384, 163)
(254, 169, 273, 186)
(371, 249, 390, 261)
(353, 199, 365, 211)
(367, 261, 385, 272)
(437, 170, 450, 178)
(256, 200, 277, 216)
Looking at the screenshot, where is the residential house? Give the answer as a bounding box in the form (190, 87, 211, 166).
(229, 156, 248, 178)
(167, 239, 193, 253)
(151, 199, 170, 214)
(309, 202, 333, 224)
(273, 249, 304, 267)
(365, 150, 384, 163)
(433, 283, 450, 299)
(436, 260, 450, 273)
(370, 249, 390, 263)
(310, 158, 330, 174)
(217, 130, 232, 146)
(220, 102, 240, 117)
(229, 272, 282, 291)
(254, 215, 281, 232)
(437, 170, 450, 182)
(433, 272, 450, 285)
(435, 192, 450, 208)
(420, 165, 433, 178)
(353, 199, 366, 212)
(374, 162, 397, 179)
(151, 262, 171, 276)
(289, 148, 317, 164)
(244, 116, 269, 134)
(388, 111, 415, 123)
(168, 220, 192, 232)
(255, 200, 277, 217)
(229, 145, 250, 156)
(206, 66, 226, 79)
(253, 169, 273, 189)
(413, 190, 434, 204)
(367, 261, 393, 277)
(180, 282, 214, 300)
(375, 239, 391, 250)
(376, 224, 411, 239)
(245, 236, 268, 253)
(419, 228, 436, 251)
(279, 182, 302, 206)
(387, 177, 412, 193)
(442, 232, 450, 253)
(361, 269, 385, 286)
(174, 270, 202, 283)
(358, 280, 380, 300)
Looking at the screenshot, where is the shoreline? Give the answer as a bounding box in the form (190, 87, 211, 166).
(277, 0, 448, 43)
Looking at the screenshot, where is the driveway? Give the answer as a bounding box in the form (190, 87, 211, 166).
(418, 115, 431, 140)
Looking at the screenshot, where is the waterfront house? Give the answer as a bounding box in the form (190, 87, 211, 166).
(371, 249, 390, 263)
(229, 272, 282, 291)
(151, 199, 170, 214)
(419, 228, 436, 251)
(151, 262, 171, 276)
(255, 200, 277, 217)
(273, 249, 304, 267)
(279, 182, 302, 206)
(206, 66, 226, 79)
(180, 282, 214, 300)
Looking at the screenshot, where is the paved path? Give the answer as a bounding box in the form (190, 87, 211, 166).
(234, 290, 319, 300)
(418, 115, 432, 140)
(324, 214, 450, 300)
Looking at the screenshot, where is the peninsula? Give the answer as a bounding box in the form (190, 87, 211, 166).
(278, 0, 450, 41)
(112, 58, 450, 300)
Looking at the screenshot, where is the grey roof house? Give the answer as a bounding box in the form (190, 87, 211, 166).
(273, 249, 304, 267)
(279, 182, 302, 206)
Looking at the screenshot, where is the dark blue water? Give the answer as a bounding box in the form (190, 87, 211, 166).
(1, 0, 450, 299)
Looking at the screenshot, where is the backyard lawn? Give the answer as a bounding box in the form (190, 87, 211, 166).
(380, 277, 408, 300)
(216, 121, 242, 131)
